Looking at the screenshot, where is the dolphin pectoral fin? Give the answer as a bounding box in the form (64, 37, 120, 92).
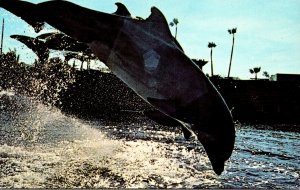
(182, 127, 192, 140)
(147, 97, 177, 114)
(146, 97, 193, 139)
(143, 110, 180, 126)
(143, 109, 193, 140)
(177, 121, 193, 140)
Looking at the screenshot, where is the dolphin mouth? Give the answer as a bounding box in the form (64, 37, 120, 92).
(147, 92, 235, 175)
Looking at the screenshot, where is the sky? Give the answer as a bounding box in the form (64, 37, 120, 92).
(0, 0, 300, 79)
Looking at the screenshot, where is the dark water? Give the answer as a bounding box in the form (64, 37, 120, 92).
(0, 90, 299, 188)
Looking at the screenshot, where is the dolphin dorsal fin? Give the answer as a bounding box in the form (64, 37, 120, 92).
(147, 7, 167, 23)
(145, 7, 178, 44)
(114, 2, 131, 17)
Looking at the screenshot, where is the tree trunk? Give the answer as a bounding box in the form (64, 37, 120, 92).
(0, 19, 4, 55)
(175, 25, 177, 39)
(87, 59, 90, 70)
(80, 61, 84, 71)
(228, 34, 235, 78)
(210, 48, 214, 76)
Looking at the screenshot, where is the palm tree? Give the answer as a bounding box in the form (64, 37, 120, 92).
(208, 42, 217, 76)
(169, 18, 179, 39)
(192, 59, 208, 70)
(227, 27, 237, 78)
(249, 67, 261, 80)
(0, 18, 4, 55)
(263, 71, 270, 78)
(5, 48, 20, 65)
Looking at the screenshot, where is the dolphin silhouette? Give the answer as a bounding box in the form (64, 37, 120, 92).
(10, 34, 50, 62)
(0, 0, 235, 175)
(10, 33, 94, 63)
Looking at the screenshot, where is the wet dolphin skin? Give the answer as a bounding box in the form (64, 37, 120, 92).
(0, 0, 235, 175)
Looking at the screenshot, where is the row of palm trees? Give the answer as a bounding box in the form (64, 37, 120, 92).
(249, 67, 272, 80)
(170, 17, 238, 78)
(208, 28, 237, 78)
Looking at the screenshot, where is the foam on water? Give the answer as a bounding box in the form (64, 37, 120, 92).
(1, 90, 299, 188)
(0, 91, 218, 188)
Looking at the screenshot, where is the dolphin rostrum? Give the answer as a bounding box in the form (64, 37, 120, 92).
(0, 0, 235, 175)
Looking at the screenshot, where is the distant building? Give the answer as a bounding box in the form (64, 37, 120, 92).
(270, 73, 300, 82)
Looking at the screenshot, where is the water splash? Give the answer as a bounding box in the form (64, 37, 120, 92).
(0, 91, 218, 188)
(1, 91, 299, 188)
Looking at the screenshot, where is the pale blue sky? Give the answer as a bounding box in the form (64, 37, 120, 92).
(1, 0, 299, 79)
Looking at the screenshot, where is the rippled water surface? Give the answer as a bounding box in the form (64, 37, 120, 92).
(0, 91, 299, 188)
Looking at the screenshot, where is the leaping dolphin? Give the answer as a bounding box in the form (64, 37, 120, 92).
(10, 34, 50, 62)
(0, 0, 235, 175)
(10, 33, 94, 63)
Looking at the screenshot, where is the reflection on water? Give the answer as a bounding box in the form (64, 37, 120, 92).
(222, 127, 299, 189)
(0, 91, 299, 188)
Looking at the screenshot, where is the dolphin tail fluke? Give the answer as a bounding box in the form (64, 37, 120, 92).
(144, 110, 180, 126)
(0, 0, 44, 32)
(10, 35, 49, 62)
